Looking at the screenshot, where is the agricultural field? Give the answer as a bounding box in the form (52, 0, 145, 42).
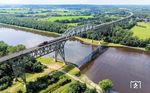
(50, 9, 84, 16)
(41, 15, 93, 22)
(131, 22, 150, 39)
(0, 8, 29, 14)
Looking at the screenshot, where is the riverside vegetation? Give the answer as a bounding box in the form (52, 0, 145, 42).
(0, 41, 45, 90)
(80, 20, 150, 51)
(0, 41, 97, 93)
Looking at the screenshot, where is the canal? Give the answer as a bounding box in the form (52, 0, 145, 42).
(1, 25, 150, 93)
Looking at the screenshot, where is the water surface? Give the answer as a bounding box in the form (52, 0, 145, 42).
(81, 47, 150, 93)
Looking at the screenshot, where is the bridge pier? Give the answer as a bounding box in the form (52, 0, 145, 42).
(54, 41, 66, 64)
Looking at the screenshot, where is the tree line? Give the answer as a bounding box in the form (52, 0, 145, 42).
(0, 15, 69, 33)
(55, 15, 118, 25)
(81, 19, 150, 50)
(26, 71, 71, 93)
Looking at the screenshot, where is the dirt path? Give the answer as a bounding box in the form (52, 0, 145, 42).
(45, 63, 103, 93)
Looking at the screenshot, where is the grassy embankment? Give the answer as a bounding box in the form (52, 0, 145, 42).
(75, 37, 146, 51)
(131, 22, 150, 39)
(0, 23, 60, 37)
(1, 57, 82, 93)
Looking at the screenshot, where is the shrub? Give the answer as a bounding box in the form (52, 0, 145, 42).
(67, 81, 86, 93)
(26, 71, 65, 93)
(99, 79, 113, 91)
(146, 44, 150, 51)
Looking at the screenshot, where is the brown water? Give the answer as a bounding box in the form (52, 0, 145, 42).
(81, 47, 150, 93)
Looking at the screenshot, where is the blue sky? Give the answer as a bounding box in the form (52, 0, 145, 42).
(0, 0, 150, 5)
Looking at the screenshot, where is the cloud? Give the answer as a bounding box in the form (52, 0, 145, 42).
(0, 0, 22, 4)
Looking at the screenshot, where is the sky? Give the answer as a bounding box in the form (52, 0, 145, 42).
(0, 0, 150, 5)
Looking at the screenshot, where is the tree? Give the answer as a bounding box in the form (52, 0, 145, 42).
(99, 79, 113, 91)
(7, 46, 17, 54)
(7, 44, 25, 54)
(16, 44, 26, 51)
(146, 44, 150, 51)
(67, 81, 86, 93)
(0, 41, 8, 56)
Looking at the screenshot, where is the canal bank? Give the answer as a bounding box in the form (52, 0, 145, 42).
(75, 37, 147, 52)
(0, 23, 60, 37)
(0, 23, 148, 52)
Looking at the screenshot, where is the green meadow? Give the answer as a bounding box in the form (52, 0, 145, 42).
(131, 22, 150, 39)
(42, 16, 93, 22)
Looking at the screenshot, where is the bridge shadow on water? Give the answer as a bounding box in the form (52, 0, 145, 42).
(55, 45, 109, 69)
(79, 45, 109, 69)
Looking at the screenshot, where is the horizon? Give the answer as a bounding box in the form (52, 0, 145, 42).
(0, 0, 150, 5)
(0, 4, 150, 6)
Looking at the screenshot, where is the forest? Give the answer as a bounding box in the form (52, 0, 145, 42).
(0, 15, 68, 33)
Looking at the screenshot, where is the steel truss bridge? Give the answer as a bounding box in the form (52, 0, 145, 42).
(0, 12, 133, 85)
